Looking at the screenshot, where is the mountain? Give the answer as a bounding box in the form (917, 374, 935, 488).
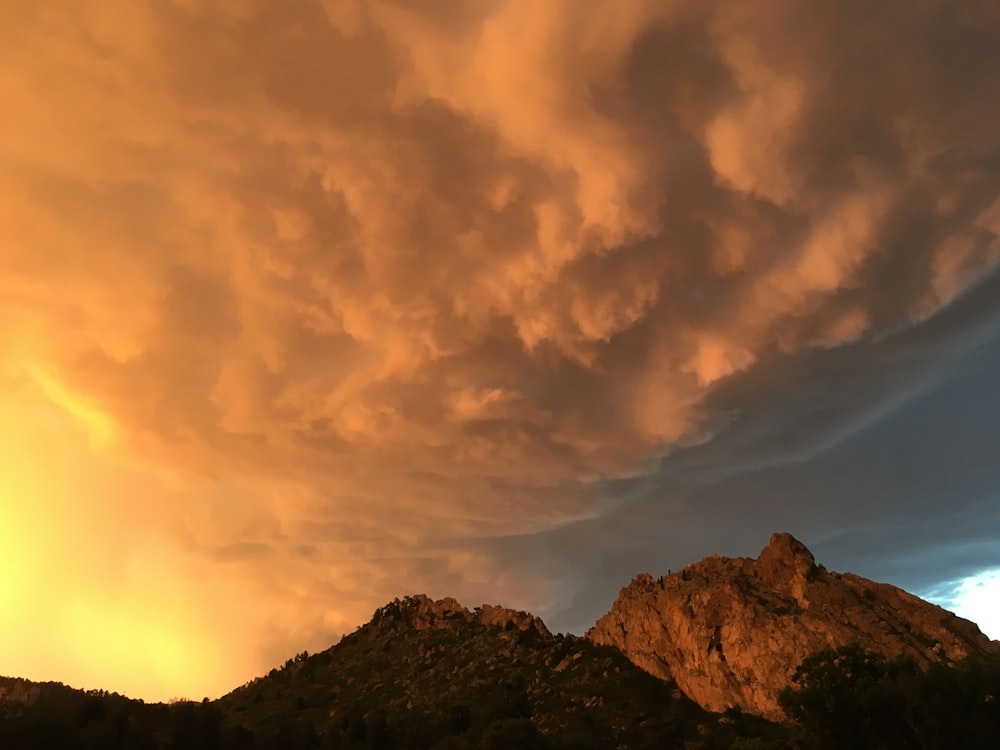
(3, 533, 999, 749)
(587, 532, 995, 720)
(214, 594, 767, 748)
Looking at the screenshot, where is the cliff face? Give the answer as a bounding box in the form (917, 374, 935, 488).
(587, 532, 994, 720)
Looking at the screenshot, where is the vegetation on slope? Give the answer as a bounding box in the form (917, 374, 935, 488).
(1, 597, 998, 749)
(216, 595, 721, 748)
(778, 644, 1000, 749)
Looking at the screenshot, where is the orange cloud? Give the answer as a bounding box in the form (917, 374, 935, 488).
(1, 0, 999, 699)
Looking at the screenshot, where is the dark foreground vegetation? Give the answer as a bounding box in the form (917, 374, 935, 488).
(2, 604, 998, 750)
(776, 644, 1000, 749)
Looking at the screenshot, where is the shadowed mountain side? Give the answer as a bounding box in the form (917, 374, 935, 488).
(215, 594, 736, 748)
(587, 532, 995, 720)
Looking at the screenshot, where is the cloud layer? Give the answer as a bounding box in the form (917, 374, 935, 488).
(1, 0, 999, 698)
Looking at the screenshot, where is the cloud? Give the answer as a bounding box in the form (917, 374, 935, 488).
(542, 273, 1000, 632)
(1, 0, 999, 696)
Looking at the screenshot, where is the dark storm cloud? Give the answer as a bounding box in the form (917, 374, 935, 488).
(540, 268, 1000, 632)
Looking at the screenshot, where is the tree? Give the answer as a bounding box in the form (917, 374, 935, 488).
(776, 644, 1000, 750)
(778, 644, 917, 749)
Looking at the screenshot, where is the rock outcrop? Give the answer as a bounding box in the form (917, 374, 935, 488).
(370, 594, 552, 639)
(587, 532, 995, 720)
(0, 679, 42, 713)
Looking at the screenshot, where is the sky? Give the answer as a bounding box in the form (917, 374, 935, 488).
(1, 0, 998, 702)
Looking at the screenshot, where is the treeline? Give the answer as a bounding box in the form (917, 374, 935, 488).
(0, 687, 248, 750)
(0, 696, 567, 750)
(777, 644, 1000, 750)
(1, 646, 998, 749)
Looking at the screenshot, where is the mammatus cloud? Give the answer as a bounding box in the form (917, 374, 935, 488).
(1, 0, 998, 698)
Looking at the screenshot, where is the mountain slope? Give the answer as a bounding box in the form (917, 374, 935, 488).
(1, 596, 790, 749)
(215, 594, 747, 748)
(3, 533, 998, 747)
(587, 532, 995, 720)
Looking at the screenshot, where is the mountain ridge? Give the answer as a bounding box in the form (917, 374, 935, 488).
(3, 532, 998, 748)
(587, 532, 995, 719)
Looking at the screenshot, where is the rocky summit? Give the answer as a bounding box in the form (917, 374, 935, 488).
(587, 532, 995, 720)
(215, 592, 724, 748)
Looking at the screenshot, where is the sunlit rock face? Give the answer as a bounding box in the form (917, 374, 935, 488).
(587, 532, 995, 720)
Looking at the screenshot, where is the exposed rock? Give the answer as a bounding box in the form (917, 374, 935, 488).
(371, 594, 551, 639)
(587, 532, 995, 721)
(375, 595, 467, 630)
(0, 679, 42, 712)
(475, 604, 552, 639)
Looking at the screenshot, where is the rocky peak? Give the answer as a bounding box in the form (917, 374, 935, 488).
(371, 594, 469, 631)
(370, 595, 550, 639)
(475, 604, 552, 638)
(755, 532, 821, 602)
(588, 532, 995, 720)
(757, 532, 816, 575)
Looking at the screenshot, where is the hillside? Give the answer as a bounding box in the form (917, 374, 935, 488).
(2, 533, 999, 749)
(215, 594, 772, 748)
(1, 597, 786, 749)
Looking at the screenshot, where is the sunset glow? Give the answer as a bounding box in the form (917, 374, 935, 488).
(2, 0, 999, 700)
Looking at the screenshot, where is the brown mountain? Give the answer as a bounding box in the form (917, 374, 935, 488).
(214, 593, 744, 748)
(587, 532, 995, 720)
(4, 535, 999, 748)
